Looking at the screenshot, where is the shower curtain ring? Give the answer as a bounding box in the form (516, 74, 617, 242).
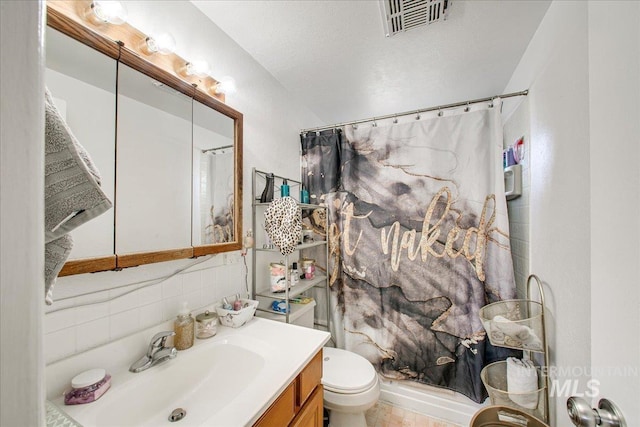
(464, 102, 470, 112)
(438, 109, 443, 117)
(372, 119, 377, 127)
(393, 116, 398, 124)
(352, 123, 358, 130)
(415, 111, 421, 120)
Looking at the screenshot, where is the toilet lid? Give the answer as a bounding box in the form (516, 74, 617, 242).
(322, 347, 378, 394)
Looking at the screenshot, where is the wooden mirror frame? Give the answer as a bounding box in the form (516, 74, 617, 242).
(49, 1, 243, 275)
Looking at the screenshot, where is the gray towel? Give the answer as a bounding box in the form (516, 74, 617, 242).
(44, 235, 74, 305)
(44, 88, 113, 303)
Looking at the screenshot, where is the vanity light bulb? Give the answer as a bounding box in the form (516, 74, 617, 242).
(90, 1, 127, 25)
(185, 60, 210, 78)
(215, 76, 237, 95)
(146, 33, 176, 55)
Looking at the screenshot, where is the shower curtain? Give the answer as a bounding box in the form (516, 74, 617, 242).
(301, 99, 516, 402)
(199, 149, 234, 244)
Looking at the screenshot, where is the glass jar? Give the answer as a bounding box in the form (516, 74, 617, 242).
(270, 262, 287, 292)
(174, 303, 194, 350)
(195, 310, 218, 339)
(301, 258, 316, 280)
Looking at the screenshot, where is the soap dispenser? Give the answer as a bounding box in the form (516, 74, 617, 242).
(174, 302, 194, 350)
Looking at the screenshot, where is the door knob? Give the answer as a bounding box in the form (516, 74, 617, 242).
(567, 397, 626, 427)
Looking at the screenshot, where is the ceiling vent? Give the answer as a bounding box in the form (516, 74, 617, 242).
(380, 0, 450, 37)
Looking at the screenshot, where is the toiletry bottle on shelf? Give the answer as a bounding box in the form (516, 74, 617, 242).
(300, 186, 310, 204)
(280, 179, 290, 197)
(233, 294, 243, 311)
(302, 258, 316, 280)
(260, 173, 274, 203)
(290, 262, 299, 286)
(174, 302, 194, 350)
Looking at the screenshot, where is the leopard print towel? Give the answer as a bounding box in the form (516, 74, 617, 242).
(264, 197, 301, 255)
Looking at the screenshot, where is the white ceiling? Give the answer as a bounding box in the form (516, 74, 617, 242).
(192, 0, 551, 126)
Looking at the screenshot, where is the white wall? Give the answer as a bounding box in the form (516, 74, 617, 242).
(504, 1, 640, 425)
(43, 0, 322, 390)
(0, 1, 45, 425)
(588, 2, 640, 425)
(504, 1, 591, 424)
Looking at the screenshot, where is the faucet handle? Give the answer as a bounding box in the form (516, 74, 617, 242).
(147, 331, 175, 355)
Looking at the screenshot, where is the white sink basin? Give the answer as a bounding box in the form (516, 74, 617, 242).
(96, 338, 264, 426)
(52, 319, 330, 427)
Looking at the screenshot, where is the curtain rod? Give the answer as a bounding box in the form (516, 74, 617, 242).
(202, 144, 233, 153)
(300, 89, 528, 134)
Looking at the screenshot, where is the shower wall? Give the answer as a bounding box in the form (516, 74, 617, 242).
(503, 99, 531, 298)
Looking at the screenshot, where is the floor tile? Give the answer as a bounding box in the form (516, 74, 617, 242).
(364, 401, 461, 427)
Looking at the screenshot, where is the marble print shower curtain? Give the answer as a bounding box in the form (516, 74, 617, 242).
(199, 150, 235, 244)
(301, 99, 516, 402)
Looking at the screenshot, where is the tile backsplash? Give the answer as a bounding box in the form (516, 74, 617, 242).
(44, 254, 245, 365)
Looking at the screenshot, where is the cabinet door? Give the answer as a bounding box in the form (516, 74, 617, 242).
(192, 101, 236, 246)
(115, 64, 192, 255)
(254, 382, 295, 427)
(45, 27, 116, 262)
(291, 385, 323, 427)
(297, 350, 323, 410)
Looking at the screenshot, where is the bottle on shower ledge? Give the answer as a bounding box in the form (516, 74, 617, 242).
(280, 179, 290, 197)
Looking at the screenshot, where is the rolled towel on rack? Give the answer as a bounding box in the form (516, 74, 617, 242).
(506, 357, 539, 409)
(492, 315, 543, 351)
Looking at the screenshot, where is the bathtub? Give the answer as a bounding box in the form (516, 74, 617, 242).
(378, 376, 487, 426)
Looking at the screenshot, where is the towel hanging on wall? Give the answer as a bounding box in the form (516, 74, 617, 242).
(44, 88, 112, 304)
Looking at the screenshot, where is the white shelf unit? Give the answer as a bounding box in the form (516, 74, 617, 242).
(251, 168, 331, 335)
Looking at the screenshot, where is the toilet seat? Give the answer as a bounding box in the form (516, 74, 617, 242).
(322, 347, 377, 394)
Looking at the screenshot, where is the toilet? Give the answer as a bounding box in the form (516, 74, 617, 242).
(322, 347, 380, 427)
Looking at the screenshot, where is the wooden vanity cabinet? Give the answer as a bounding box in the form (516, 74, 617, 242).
(254, 350, 324, 427)
(290, 386, 323, 427)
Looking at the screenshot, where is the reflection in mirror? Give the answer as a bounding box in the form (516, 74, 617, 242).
(192, 101, 236, 245)
(116, 65, 193, 254)
(45, 27, 116, 260)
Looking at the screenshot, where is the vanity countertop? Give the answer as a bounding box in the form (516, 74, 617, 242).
(49, 318, 330, 427)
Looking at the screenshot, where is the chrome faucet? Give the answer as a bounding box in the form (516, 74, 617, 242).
(129, 331, 178, 373)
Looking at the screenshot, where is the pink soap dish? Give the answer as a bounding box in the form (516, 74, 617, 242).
(64, 368, 111, 405)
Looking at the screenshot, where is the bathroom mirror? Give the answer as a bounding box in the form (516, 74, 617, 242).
(115, 64, 193, 259)
(47, 2, 243, 274)
(192, 100, 236, 247)
(45, 26, 117, 272)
